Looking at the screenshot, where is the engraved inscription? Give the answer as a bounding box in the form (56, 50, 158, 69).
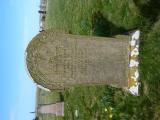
(48, 44, 89, 80)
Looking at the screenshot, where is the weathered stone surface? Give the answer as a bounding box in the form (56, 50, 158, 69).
(38, 102, 64, 116)
(26, 30, 130, 90)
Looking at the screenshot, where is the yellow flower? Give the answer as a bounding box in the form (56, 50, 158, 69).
(109, 107, 113, 110)
(109, 114, 113, 118)
(104, 108, 108, 112)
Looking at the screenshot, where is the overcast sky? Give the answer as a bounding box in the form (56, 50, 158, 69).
(0, 0, 40, 119)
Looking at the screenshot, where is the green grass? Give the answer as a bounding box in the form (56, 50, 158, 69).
(46, 0, 144, 36)
(37, 0, 160, 119)
(37, 89, 62, 105)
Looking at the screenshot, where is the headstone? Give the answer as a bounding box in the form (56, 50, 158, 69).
(26, 29, 140, 95)
(37, 102, 64, 116)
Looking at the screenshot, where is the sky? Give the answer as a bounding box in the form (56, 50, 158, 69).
(0, 0, 40, 120)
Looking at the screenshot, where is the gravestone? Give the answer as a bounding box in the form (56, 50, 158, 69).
(26, 29, 140, 95)
(37, 102, 64, 116)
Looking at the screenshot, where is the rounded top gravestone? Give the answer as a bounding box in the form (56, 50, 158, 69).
(26, 29, 140, 94)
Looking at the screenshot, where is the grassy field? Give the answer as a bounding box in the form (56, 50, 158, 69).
(37, 0, 160, 119)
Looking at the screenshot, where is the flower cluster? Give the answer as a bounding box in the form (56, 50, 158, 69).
(128, 30, 140, 95)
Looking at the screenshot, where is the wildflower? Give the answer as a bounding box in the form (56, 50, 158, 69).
(131, 40, 136, 46)
(132, 30, 140, 40)
(104, 108, 108, 112)
(129, 60, 139, 67)
(135, 70, 139, 79)
(109, 114, 113, 118)
(109, 107, 113, 110)
(131, 47, 139, 56)
(75, 110, 78, 117)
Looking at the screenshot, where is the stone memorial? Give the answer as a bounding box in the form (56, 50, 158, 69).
(26, 29, 140, 95)
(37, 102, 64, 116)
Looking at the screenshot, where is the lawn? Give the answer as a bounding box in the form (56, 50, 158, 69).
(37, 0, 160, 119)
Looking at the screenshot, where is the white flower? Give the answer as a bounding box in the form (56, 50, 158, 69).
(131, 47, 139, 56)
(129, 85, 139, 96)
(131, 76, 137, 81)
(75, 110, 78, 117)
(135, 70, 139, 79)
(135, 45, 139, 48)
(129, 60, 139, 67)
(131, 40, 136, 46)
(132, 30, 140, 40)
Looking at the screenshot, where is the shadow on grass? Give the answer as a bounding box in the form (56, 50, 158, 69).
(92, 11, 128, 37)
(59, 92, 64, 101)
(133, 0, 160, 23)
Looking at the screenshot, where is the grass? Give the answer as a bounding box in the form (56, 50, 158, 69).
(45, 0, 144, 36)
(37, 0, 160, 119)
